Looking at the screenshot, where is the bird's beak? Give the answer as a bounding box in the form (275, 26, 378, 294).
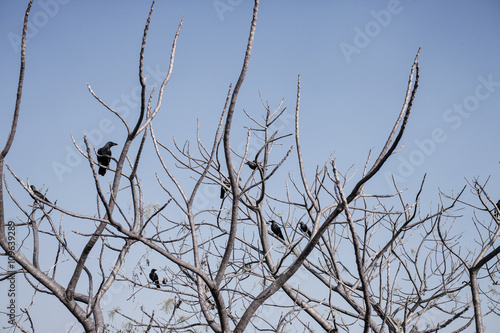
(111, 142, 118, 146)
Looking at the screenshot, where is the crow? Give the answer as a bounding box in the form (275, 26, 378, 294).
(97, 141, 118, 176)
(149, 269, 160, 288)
(245, 161, 258, 170)
(298, 222, 312, 238)
(220, 179, 230, 199)
(269, 220, 284, 241)
(30, 185, 50, 203)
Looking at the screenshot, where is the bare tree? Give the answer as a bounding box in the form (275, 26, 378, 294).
(2, 1, 498, 333)
(438, 178, 500, 333)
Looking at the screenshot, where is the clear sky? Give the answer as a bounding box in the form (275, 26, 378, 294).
(1, 0, 500, 331)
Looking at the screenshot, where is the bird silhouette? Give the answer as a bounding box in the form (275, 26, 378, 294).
(97, 141, 118, 176)
(269, 220, 284, 241)
(220, 179, 230, 199)
(245, 161, 258, 170)
(30, 185, 50, 203)
(149, 269, 160, 288)
(298, 222, 312, 238)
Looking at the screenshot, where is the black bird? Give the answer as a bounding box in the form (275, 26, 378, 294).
(245, 161, 258, 170)
(220, 179, 230, 199)
(269, 220, 284, 241)
(298, 222, 312, 238)
(97, 141, 118, 176)
(30, 185, 50, 203)
(149, 269, 160, 288)
(496, 200, 500, 216)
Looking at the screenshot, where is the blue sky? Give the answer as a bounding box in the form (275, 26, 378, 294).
(1, 0, 500, 331)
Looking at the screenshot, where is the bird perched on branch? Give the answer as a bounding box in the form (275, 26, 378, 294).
(97, 141, 117, 176)
(245, 160, 258, 170)
(298, 222, 312, 238)
(30, 185, 50, 203)
(149, 269, 160, 288)
(220, 179, 230, 199)
(269, 220, 284, 241)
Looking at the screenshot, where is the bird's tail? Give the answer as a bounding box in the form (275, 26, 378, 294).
(98, 167, 106, 176)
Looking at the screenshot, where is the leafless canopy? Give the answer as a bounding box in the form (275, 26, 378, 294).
(1, 1, 499, 333)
